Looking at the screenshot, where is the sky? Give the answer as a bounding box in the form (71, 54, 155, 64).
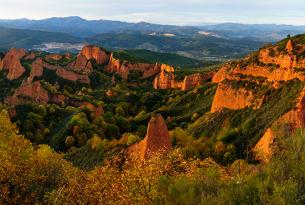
(1, 0, 305, 25)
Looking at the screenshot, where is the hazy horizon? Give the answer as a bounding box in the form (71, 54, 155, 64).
(1, 16, 305, 27)
(1, 0, 305, 26)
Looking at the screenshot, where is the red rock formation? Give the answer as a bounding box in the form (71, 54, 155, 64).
(81, 45, 109, 65)
(211, 82, 263, 113)
(68, 54, 93, 74)
(46, 54, 62, 61)
(252, 128, 275, 163)
(5, 81, 49, 105)
(286, 39, 294, 52)
(107, 53, 161, 80)
(56, 68, 90, 84)
(153, 71, 214, 91)
(181, 72, 215, 91)
(161, 64, 175, 73)
(24, 52, 36, 60)
(80, 102, 104, 118)
(129, 114, 172, 160)
(253, 87, 305, 163)
(50, 94, 66, 104)
(153, 70, 178, 89)
(27, 58, 44, 83)
(65, 53, 72, 60)
(67, 45, 109, 74)
(0, 48, 26, 80)
(106, 89, 116, 97)
(212, 40, 305, 85)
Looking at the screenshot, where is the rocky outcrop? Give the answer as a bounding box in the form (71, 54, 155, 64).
(154, 70, 214, 91)
(161, 64, 175, 72)
(80, 102, 104, 118)
(153, 70, 178, 89)
(106, 53, 161, 80)
(68, 54, 93, 74)
(286, 39, 294, 52)
(5, 81, 49, 105)
(0, 48, 26, 80)
(46, 54, 62, 61)
(212, 40, 305, 84)
(181, 72, 215, 91)
(211, 82, 263, 113)
(50, 94, 66, 104)
(81, 45, 109, 65)
(24, 52, 36, 60)
(252, 128, 275, 163)
(27, 58, 44, 83)
(253, 87, 305, 163)
(67, 45, 109, 74)
(56, 68, 90, 84)
(128, 114, 172, 160)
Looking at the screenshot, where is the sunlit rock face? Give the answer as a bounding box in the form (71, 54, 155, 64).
(128, 114, 172, 160)
(0, 48, 26, 80)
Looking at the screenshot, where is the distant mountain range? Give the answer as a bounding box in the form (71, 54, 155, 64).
(1, 16, 305, 60)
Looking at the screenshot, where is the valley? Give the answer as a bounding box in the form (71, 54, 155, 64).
(2, 15, 305, 205)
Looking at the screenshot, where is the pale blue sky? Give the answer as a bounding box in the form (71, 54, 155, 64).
(0, 0, 305, 25)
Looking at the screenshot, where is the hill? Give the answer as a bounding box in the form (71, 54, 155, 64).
(2, 16, 305, 41)
(113, 49, 204, 68)
(90, 32, 264, 60)
(0, 26, 82, 49)
(0, 16, 199, 38)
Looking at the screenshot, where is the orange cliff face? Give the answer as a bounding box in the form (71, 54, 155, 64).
(0, 48, 26, 80)
(210, 81, 264, 113)
(253, 87, 305, 163)
(5, 81, 50, 105)
(212, 39, 305, 84)
(209, 39, 305, 162)
(181, 72, 215, 91)
(210, 39, 305, 114)
(81, 45, 110, 65)
(68, 45, 110, 74)
(153, 70, 178, 89)
(128, 114, 172, 160)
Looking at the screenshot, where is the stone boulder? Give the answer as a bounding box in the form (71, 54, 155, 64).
(128, 114, 172, 160)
